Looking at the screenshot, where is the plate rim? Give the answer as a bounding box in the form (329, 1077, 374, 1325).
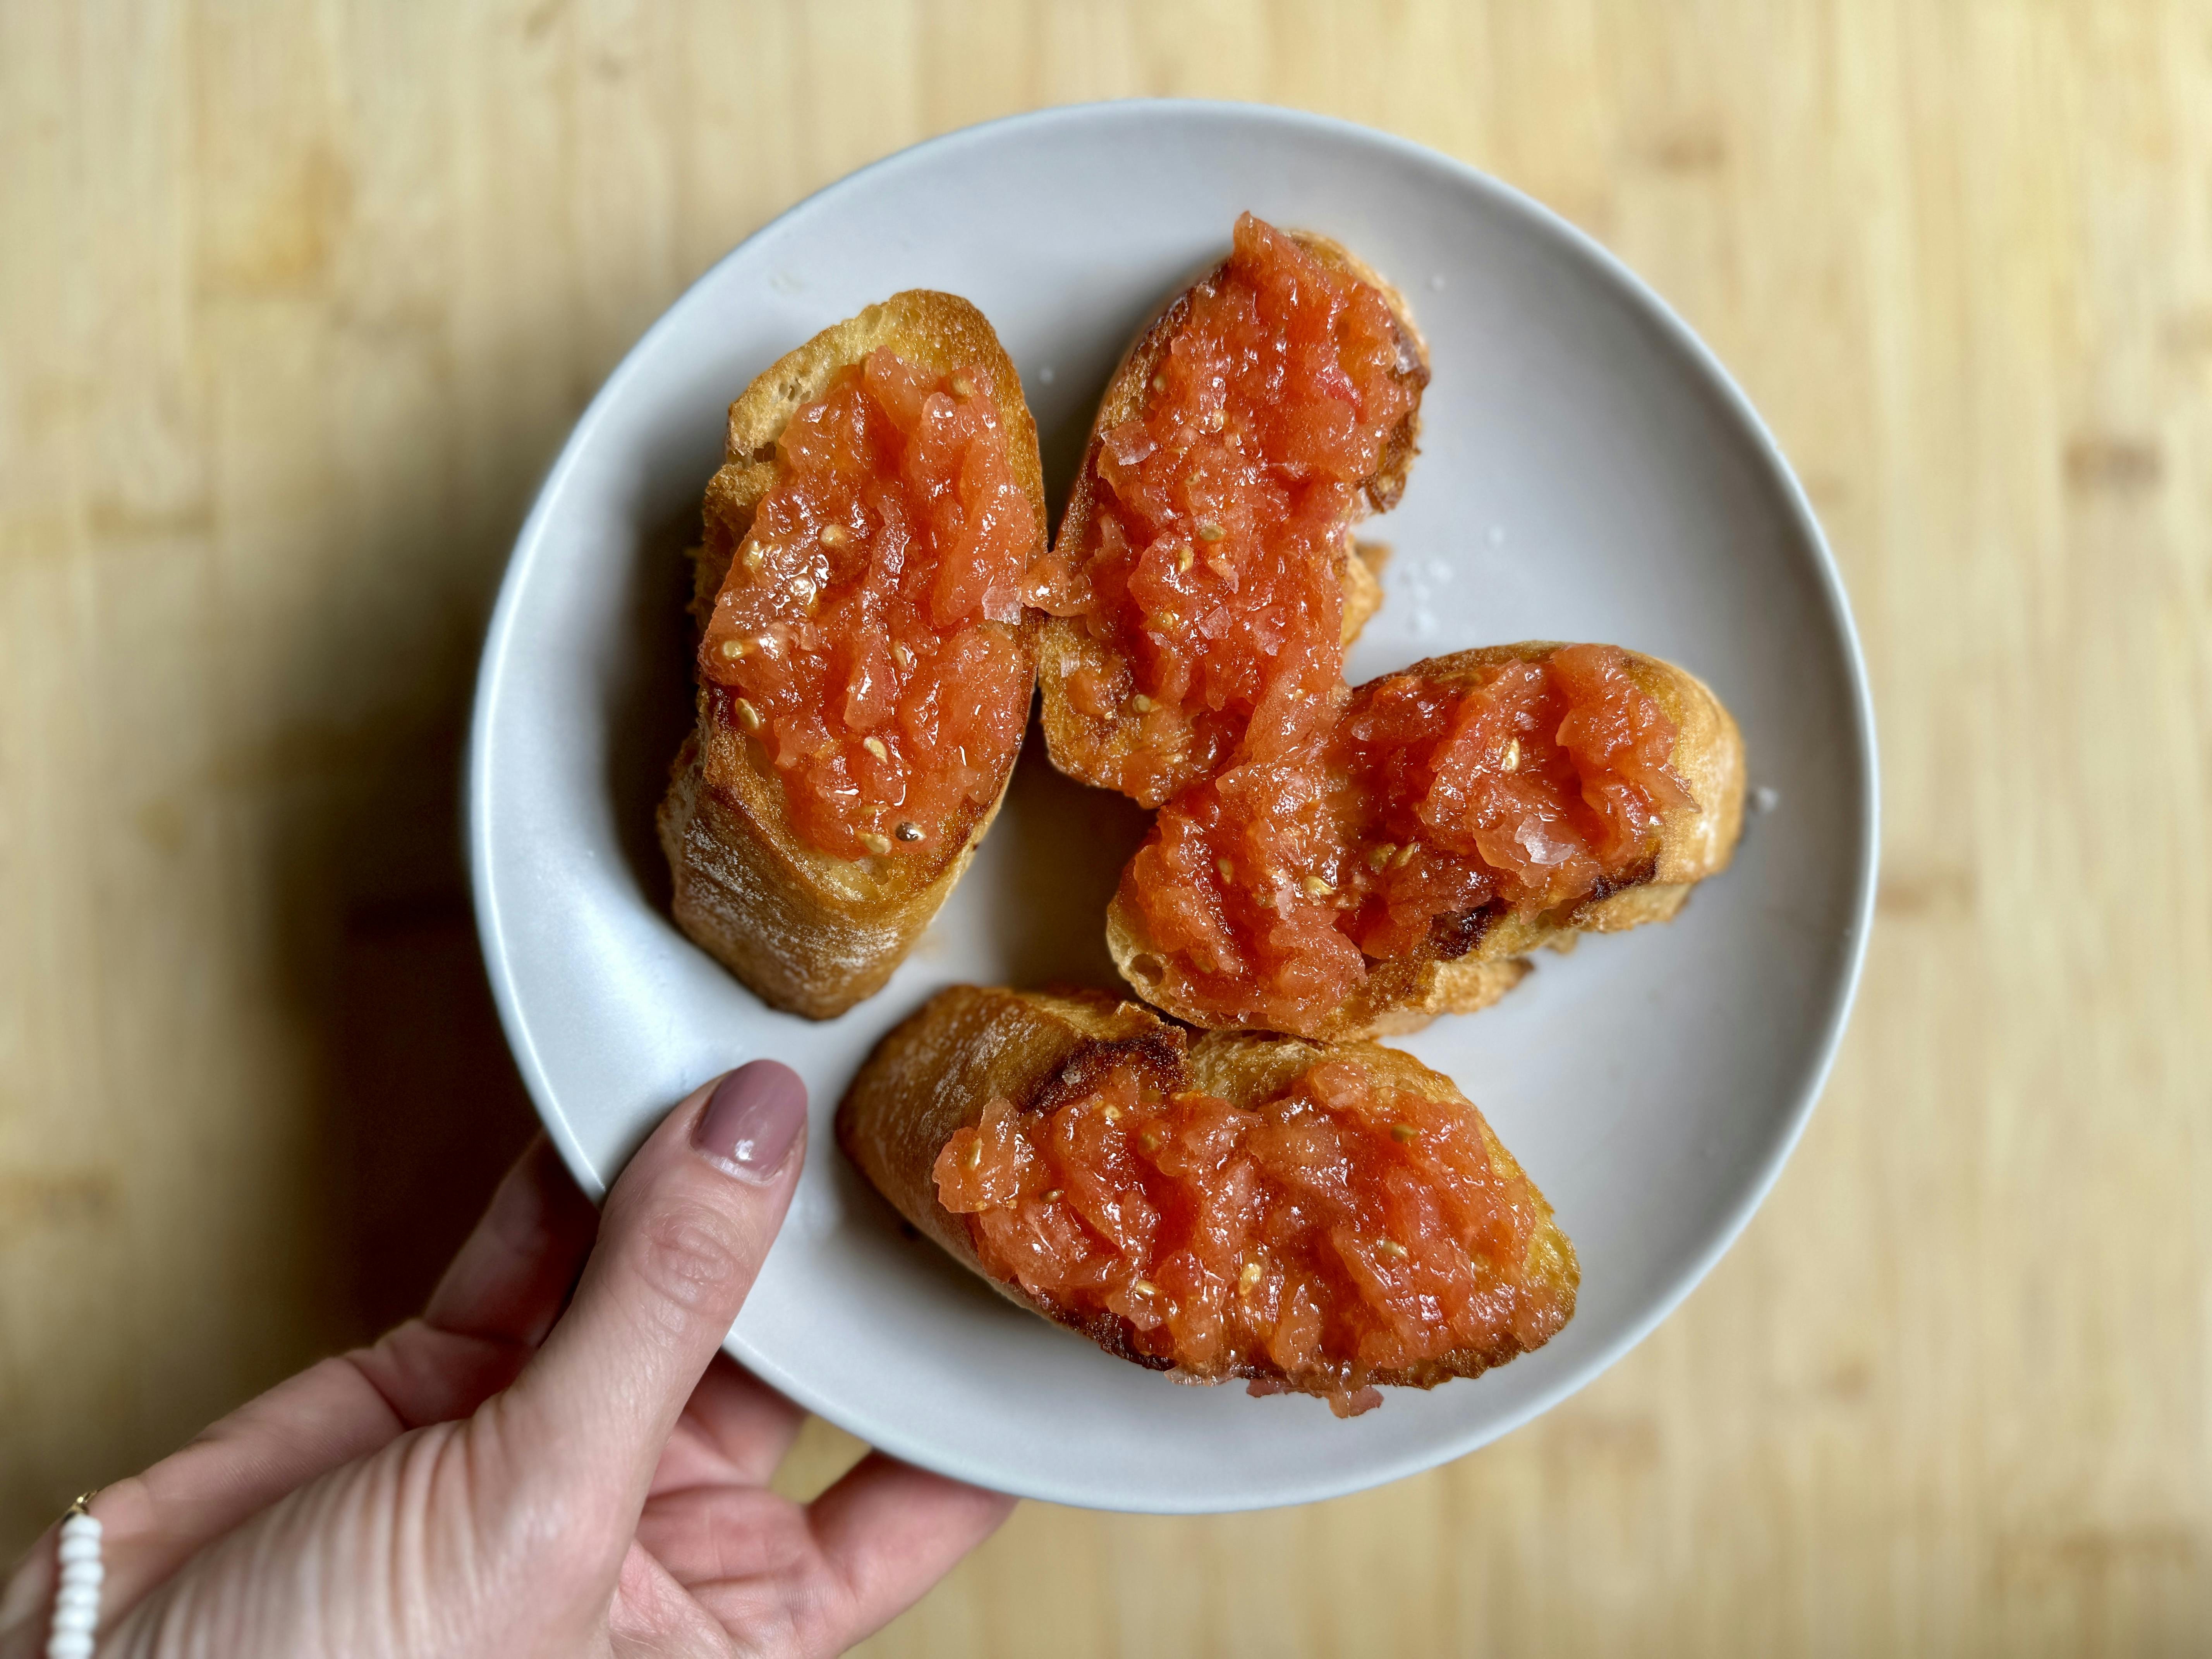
(467, 97, 1881, 1513)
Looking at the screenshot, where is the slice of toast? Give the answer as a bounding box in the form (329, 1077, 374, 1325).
(836, 985, 1578, 1402)
(1036, 229, 1430, 807)
(658, 294, 1045, 1019)
(1108, 644, 1747, 1039)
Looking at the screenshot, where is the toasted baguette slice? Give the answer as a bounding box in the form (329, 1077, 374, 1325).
(658, 294, 1045, 1018)
(1109, 643, 1746, 1039)
(1036, 226, 1429, 807)
(837, 985, 1578, 1408)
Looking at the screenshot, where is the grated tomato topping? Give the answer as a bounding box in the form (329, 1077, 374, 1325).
(1121, 644, 1695, 1034)
(699, 350, 1036, 864)
(1032, 213, 1422, 806)
(933, 1055, 1570, 1415)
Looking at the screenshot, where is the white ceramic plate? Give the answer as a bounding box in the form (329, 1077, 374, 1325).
(469, 101, 1877, 1514)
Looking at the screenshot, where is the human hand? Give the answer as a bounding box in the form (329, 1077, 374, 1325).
(0, 1063, 1014, 1657)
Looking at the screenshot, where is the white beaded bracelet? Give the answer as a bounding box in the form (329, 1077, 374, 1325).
(47, 1492, 102, 1659)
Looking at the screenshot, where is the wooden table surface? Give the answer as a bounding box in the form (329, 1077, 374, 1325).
(5, 2, 2209, 1652)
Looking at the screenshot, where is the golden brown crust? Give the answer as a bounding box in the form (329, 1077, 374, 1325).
(835, 986, 1188, 1367)
(1339, 538, 1389, 646)
(658, 293, 1045, 1019)
(1036, 232, 1429, 806)
(835, 986, 1577, 1397)
(1106, 643, 1747, 1039)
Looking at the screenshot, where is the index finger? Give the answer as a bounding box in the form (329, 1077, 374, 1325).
(423, 1134, 599, 1346)
(805, 1451, 1017, 1642)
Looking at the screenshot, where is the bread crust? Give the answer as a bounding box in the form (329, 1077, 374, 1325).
(1107, 643, 1747, 1039)
(1340, 538, 1389, 646)
(658, 294, 1046, 1018)
(1036, 232, 1430, 806)
(836, 985, 1578, 1396)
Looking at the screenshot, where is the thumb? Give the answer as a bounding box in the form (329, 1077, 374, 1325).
(495, 1060, 808, 1505)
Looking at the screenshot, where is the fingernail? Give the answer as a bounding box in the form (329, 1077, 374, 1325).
(691, 1061, 807, 1182)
